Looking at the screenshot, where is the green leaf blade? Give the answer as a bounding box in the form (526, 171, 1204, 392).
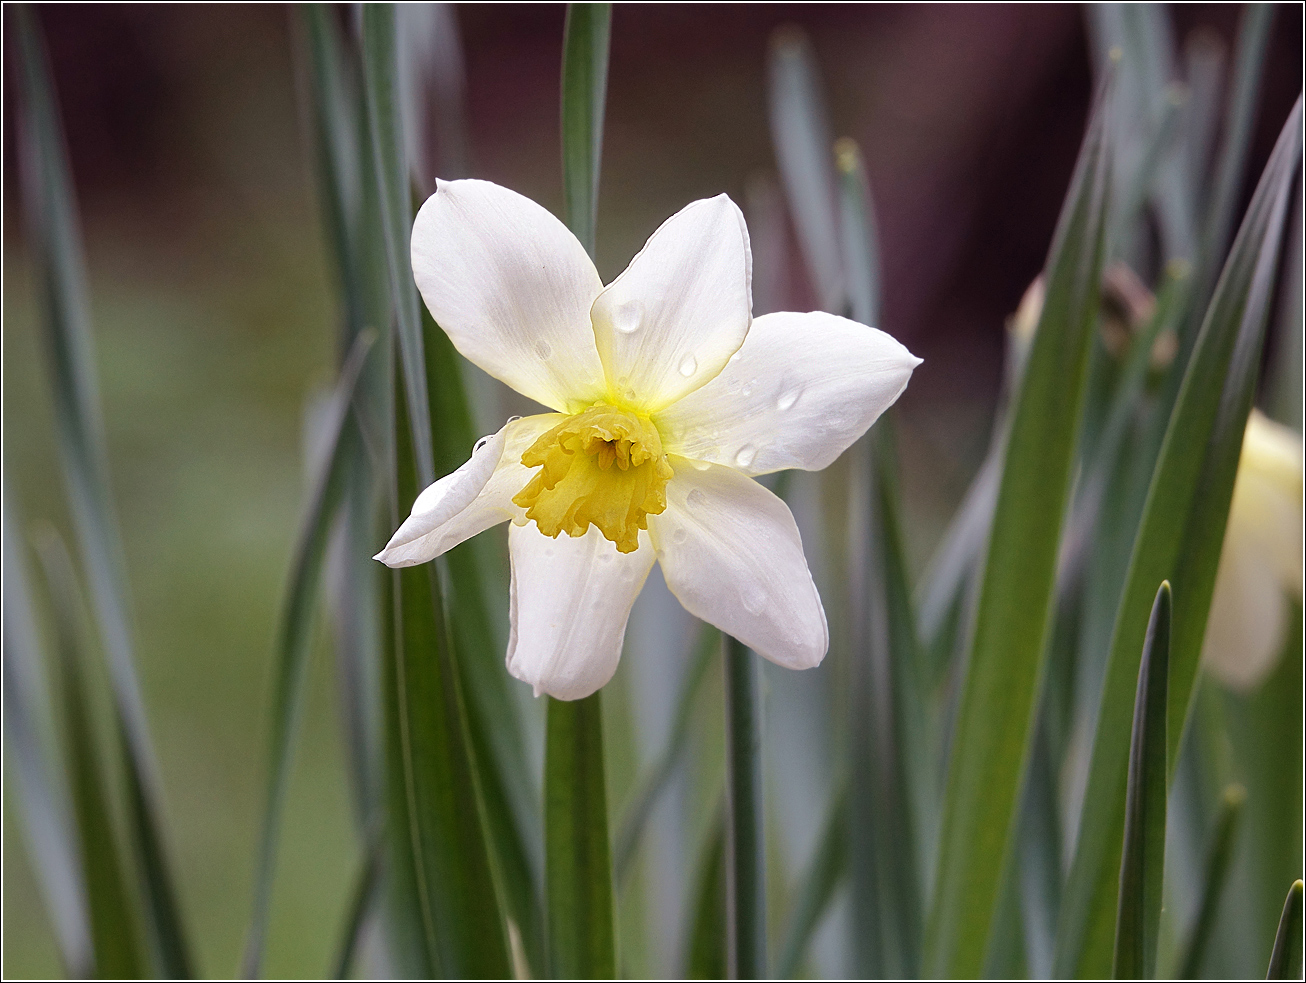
(923, 82, 1113, 979)
(3, 491, 92, 976)
(1267, 880, 1305, 979)
(361, 2, 435, 487)
(1054, 95, 1304, 980)
(1176, 783, 1245, 978)
(241, 333, 375, 977)
(383, 366, 512, 980)
(13, 9, 192, 975)
(1112, 581, 1171, 980)
(685, 808, 727, 980)
(776, 784, 847, 979)
(34, 532, 148, 980)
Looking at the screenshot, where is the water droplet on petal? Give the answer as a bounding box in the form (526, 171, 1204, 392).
(507, 415, 522, 424)
(777, 386, 802, 410)
(678, 353, 698, 377)
(742, 588, 766, 615)
(474, 436, 490, 453)
(735, 445, 757, 468)
(672, 527, 689, 545)
(686, 489, 707, 509)
(614, 300, 642, 334)
(536, 340, 553, 359)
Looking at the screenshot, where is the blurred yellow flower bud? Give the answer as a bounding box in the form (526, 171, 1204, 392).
(1201, 409, 1304, 692)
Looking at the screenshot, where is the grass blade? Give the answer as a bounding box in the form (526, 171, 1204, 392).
(1267, 880, 1305, 979)
(241, 332, 375, 977)
(615, 623, 719, 884)
(839, 137, 926, 977)
(1223, 600, 1304, 970)
(383, 367, 512, 978)
(685, 806, 727, 980)
(776, 783, 847, 979)
(362, 2, 435, 487)
(1054, 97, 1303, 979)
(1175, 784, 1245, 978)
(13, 9, 192, 975)
(544, 8, 617, 979)
(1112, 581, 1171, 980)
(767, 26, 844, 312)
(560, 2, 611, 257)
(331, 819, 385, 980)
(3, 493, 92, 976)
(545, 693, 616, 978)
(33, 530, 148, 979)
(1269, 173, 1303, 432)
(724, 636, 767, 980)
(1201, 4, 1274, 293)
(923, 82, 1112, 978)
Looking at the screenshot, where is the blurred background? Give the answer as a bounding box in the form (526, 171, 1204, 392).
(3, 4, 1301, 977)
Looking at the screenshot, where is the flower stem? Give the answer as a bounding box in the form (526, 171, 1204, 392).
(725, 635, 768, 979)
(545, 692, 615, 979)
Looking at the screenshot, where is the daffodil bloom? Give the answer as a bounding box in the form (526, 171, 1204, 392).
(375, 179, 920, 700)
(1201, 409, 1304, 692)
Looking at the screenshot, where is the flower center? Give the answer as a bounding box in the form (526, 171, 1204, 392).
(512, 403, 674, 553)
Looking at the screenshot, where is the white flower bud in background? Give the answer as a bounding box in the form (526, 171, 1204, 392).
(1201, 409, 1304, 692)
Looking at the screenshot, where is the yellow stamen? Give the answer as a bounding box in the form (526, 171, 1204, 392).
(513, 403, 674, 553)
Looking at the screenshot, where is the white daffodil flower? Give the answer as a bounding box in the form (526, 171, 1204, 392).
(375, 179, 920, 700)
(1201, 409, 1304, 693)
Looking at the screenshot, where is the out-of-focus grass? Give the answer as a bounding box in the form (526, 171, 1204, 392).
(2, 42, 357, 970)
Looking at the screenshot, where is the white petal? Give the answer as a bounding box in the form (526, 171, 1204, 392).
(657, 311, 921, 475)
(590, 194, 752, 410)
(374, 414, 562, 567)
(1201, 534, 1289, 693)
(649, 459, 827, 669)
(506, 523, 655, 700)
(411, 179, 608, 412)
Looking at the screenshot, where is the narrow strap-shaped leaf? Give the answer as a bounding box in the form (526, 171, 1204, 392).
(424, 295, 545, 972)
(1223, 599, 1304, 970)
(1054, 96, 1303, 980)
(3, 493, 92, 976)
(1176, 784, 1245, 978)
(685, 805, 728, 980)
(1267, 880, 1305, 979)
(775, 782, 847, 979)
(1269, 172, 1303, 432)
(724, 636, 767, 980)
(361, 2, 435, 487)
(767, 26, 844, 312)
(302, 3, 365, 350)
(299, 1, 391, 836)
(384, 365, 512, 978)
(615, 623, 720, 883)
(839, 136, 926, 977)
(1200, 4, 1274, 297)
(33, 531, 148, 979)
(560, 2, 611, 257)
(241, 332, 375, 977)
(1113, 581, 1171, 980)
(331, 819, 385, 980)
(13, 10, 192, 975)
(923, 81, 1112, 979)
(545, 693, 616, 979)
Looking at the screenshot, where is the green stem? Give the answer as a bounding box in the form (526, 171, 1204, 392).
(545, 693, 615, 979)
(725, 636, 767, 979)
